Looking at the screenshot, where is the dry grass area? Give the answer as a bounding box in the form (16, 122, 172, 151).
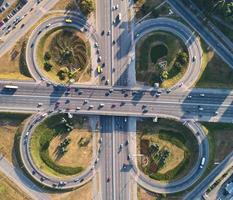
(0, 12, 64, 80)
(0, 114, 29, 162)
(137, 186, 160, 200)
(50, 180, 93, 200)
(0, 171, 32, 200)
(0, 38, 32, 80)
(51, 0, 77, 11)
(49, 129, 92, 168)
(137, 134, 185, 174)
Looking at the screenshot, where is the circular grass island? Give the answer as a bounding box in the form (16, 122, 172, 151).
(29, 114, 94, 178)
(37, 27, 91, 84)
(136, 118, 199, 181)
(136, 31, 189, 88)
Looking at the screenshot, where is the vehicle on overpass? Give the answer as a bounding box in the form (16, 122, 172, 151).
(4, 85, 18, 90)
(97, 66, 103, 74)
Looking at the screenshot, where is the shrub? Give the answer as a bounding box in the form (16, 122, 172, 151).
(44, 62, 52, 71)
(44, 52, 51, 61)
(79, 0, 95, 16)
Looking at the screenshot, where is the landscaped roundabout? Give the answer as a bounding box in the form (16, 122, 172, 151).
(136, 31, 189, 88)
(30, 114, 93, 178)
(136, 118, 198, 181)
(18, 112, 99, 190)
(36, 27, 91, 83)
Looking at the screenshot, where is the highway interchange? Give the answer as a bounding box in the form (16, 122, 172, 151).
(0, 0, 233, 200)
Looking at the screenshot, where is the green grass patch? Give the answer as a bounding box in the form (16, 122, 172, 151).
(150, 44, 168, 63)
(195, 39, 233, 89)
(136, 31, 188, 88)
(30, 114, 86, 177)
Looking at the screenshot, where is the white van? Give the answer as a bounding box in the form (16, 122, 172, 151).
(200, 157, 206, 168)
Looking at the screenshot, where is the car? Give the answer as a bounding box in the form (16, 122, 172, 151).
(65, 18, 72, 23)
(25, 131, 29, 137)
(166, 89, 171, 93)
(187, 95, 192, 99)
(117, 13, 122, 21)
(125, 140, 129, 146)
(99, 103, 104, 107)
(89, 105, 94, 109)
(179, 82, 183, 87)
(99, 137, 103, 143)
(107, 177, 110, 182)
(200, 157, 206, 169)
(214, 111, 218, 115)
(101, 30, 105, 35)
(94, 42, 99, 48)
(200, 93, 205, 97)
(98, 56, 102, 62)
(45, 24, 51, 28)
(84, 99, 89, 104)
(107, 30, 111, 35)
(74, 179, 79, 182)
(109, 88, 113, 93)
(116, 4, 119, 9)
(192, 56, 196, 62)
(123, 163, 127, 169)
(124, 117, 127, 122)
(119, 143, 123, 149)
(105, 80, 109, 85)
(199, 107, 203, 111)
(76, 107, 81, 110)
(95, 158, 99, 164)
(37, 102, 43, 107)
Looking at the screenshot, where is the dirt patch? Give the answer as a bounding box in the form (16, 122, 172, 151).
(0, 38, 32, 80)
(0, 114, 29, 162)
(138, 135, 185, 174)
(138, 186, 160, 200)
(49, 129, 92, 168)
(50, 180, 93, 200)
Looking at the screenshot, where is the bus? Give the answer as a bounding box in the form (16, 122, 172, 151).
(97, 66, 103, 74)
(65, 19, 72, 23)
(4, 85, 18, 90)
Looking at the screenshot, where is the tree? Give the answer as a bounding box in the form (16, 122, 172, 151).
(44, 62, 52, 71)
(44, 52, 51, 61)
(79, 0, 95, 16)
(177, 52, 188, 65)
(174, 62, 182, 70)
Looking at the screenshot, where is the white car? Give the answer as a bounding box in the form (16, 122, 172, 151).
(200, 93, 205, 97)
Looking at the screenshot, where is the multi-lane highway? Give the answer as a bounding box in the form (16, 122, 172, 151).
(0, 0, 233, 199)
(1, 82, 233, 122)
